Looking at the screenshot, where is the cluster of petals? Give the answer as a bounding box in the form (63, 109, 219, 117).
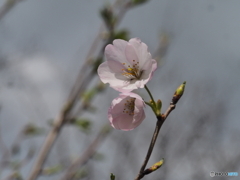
(98, 38, 157, 130)
(98, 38, 157, 92)
(108, 92, 145, 131)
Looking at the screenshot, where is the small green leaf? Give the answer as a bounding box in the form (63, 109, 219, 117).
(101, 125, 112, 135)
(73, 118, 92, 133)
(82, 89, 97, 103)
(92, 57, 103, 74)
(23, 123, 44, 136)
(110, 173, 115, 180)
(113, 29, 129, 40)
(156, 99, 162, 116)
(96, 82, 106, 92)
(12, 172, 23, 180)
(47, 119, 54, 127)
(10, 160, 21, 170)
(100, 5, 116, 31)
(93, 152, 105, 161)
(42, 165, 62, 175)
(73, 169, 88, 179)
(131, 0, 149, 6)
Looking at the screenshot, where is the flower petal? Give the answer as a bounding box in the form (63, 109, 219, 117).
(129, 38, 152, 67)
(107, 60, 126, 74)
(98, 61, 127, 87)
(125, 43, 139, 65)
(99, 38, 157, 92)
(105, 39, 128, 63)
(108, 92, 145, 131)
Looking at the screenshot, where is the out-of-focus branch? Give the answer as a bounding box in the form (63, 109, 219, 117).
(0, 0, 25, 21)
(61, 125, 111, 180)
(2, 171, 22, 180)
(27, 1, 140, 180)
(2, 148, 34, 180)
(27, 99, 75, 180)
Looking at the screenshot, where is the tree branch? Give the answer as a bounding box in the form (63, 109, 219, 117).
(134, 104, 175, 180)
(61, 125, 111, 180)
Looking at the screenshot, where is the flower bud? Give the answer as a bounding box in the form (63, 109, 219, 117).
(110, 173, 115, 180)
(172, 81, 186, 104)
(100, 6, 116, 31)
(156, 99, 162, 116)
(143, 158, 164, 175)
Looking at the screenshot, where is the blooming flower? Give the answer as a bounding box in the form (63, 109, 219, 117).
(108, 92, 145, 131)
(98, 38, 157, 92)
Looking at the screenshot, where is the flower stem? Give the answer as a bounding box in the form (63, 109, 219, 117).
(144, 85, 156, 107)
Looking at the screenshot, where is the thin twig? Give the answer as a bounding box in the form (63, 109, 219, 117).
(27, 1, 133, 179)
(61, 125, 111, 180)
(26, 99, 75, 180)
(0, 0, 24, 20)
(134, 104, 175, 180)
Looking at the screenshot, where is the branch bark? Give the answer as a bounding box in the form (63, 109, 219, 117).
(134, 104, 175, 180)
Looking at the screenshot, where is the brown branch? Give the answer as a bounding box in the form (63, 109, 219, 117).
(61, 125, 111, 180)
(134, 104, 175, 180)
(0, 0, 25, 21)
(27, 100, 75, 180)
(27, 4, 130, 178)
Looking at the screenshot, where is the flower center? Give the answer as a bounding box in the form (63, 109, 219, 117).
(121, 60, 142, 80)
(122, 97, 135, 116)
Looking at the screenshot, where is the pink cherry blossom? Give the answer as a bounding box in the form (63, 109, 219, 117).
(108, 92, 145, 131)
(98, 38, 157, 92)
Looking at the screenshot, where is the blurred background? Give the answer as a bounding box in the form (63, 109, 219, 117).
(0, 0, 239, 179)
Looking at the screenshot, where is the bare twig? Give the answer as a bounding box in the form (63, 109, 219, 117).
(134, 104, 175, 180)
(27, 1, 134, 179)
(0, 0, 25, 20)
(27, 99, 75, 180)
(61, 125, 111, 180)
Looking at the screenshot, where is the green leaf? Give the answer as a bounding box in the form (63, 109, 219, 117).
(131, 0, 149, 6)
(10, 161, 21, 170)
(93, 152, 105, 161)
(23, 123, 44, 136)
(11, 172, 23, 180)
(42, 165, 62, 175)
(100, 5, 116, 31)
(92, 57, 103, 74)
(73, 169, 88, 179)
(113, 29, 129, 40)
(73, 118, 92, 133)
(110, 173, 115, 180)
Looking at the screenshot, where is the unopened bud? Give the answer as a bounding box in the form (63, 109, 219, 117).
(172, 81, 186, 104)
(100, 6, 116, 31)
(156, 99, 162, 116)
(144, 158, 164, 175)
(110, 173, 115, 180)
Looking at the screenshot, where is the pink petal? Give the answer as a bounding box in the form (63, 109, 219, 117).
(107, 60, 126, 73)
(99, 38, 157, 92)
(129, 38, 152, 67)
(151, 59, 157, 72)
(125, 44, 139, 65)
(105, 40, 128, 63)
(97, 61, 126, 87)
(108, 92, 145, 131)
